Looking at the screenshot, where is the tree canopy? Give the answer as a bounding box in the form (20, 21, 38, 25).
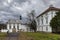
(50, 11, 60, 33)
(0, 24, 6, 30)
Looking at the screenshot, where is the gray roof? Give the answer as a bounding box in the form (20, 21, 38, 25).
(7, 19, 21, 24)
(36, 7, 60, 18)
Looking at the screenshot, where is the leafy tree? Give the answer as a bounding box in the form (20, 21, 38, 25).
(27, 10, 37, 32)
(0, 24, 6, 30)
(50, 11, 60, 33)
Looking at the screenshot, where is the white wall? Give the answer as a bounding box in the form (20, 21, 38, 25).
(20, 25, 30, 32)
(36, 11, 56, 32)
(7, 24, 9, 30)
(6, 23, 30, 32)
(1, 29, 8, 32)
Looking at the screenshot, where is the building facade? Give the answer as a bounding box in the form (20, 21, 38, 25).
(6, 19, 30, 32)
(36, 6, 60, 32)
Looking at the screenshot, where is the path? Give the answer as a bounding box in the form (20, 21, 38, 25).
(19, 32, 32, 40)
(6, 32, 19, 40)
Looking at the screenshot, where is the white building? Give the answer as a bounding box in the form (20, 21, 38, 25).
(1, 19, 30, 32)
(36, 6, 60, 32)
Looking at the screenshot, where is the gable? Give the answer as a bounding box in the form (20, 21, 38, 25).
(36, 7, 60, 18)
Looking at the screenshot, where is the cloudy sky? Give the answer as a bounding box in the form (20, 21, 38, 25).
(0, 0, 60, 23)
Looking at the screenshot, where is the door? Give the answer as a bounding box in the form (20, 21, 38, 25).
(12, 26, 16, 32)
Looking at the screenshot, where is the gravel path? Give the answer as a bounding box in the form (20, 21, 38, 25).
(6, 32, 19, 40)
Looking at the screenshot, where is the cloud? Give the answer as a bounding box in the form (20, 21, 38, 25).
(0, 0, 60, 23)
(0, 0, 46, 22)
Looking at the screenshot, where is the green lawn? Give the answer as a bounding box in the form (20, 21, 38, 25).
(0, 32, 7, 37)
(23, 32, 60, 40)
(0, 32, 60, 40)
(0, 32, 7, 40)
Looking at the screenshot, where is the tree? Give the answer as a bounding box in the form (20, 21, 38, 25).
(50, 11, 60, 33)
(27, 10, 37, 32)
(0, 24, 6, 30)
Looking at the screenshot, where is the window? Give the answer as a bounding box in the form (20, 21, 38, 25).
(37, 18, 40, 25)
(9, 25, 11, 29)
(17, 24, 19, 30)
(13, 26, 15, 28)
(27, 28, 29, 31)
(51, 11, 53, 18)
(41, 16, 43, 24)
(42, 26, 43, 31)
(45, 17, 48, 24)
(46, 27, 48, 31)
(45, 14, 48, 24)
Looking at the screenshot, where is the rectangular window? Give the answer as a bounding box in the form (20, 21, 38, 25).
(14, 26, 15, 28)
(41, 16, 43, 24)
(45, 14, 48, 24)
(51, 11, 53, 18)
(46, 27, 48, 31)
(45, 17, 48, 24)
(17, 24, 19, 30)
(10, 25, 11, 29)
(37, 18, 40, 25)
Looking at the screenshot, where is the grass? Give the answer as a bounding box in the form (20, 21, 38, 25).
(0, 32, 60, 40)
(0, 32, 7, 40)
(19, 32, 60, 40)
(0, 32, 7, 37)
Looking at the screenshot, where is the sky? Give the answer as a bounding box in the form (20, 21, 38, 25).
(0, 0, 60, 23)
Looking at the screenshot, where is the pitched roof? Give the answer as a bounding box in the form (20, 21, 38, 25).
(36, 7, 60, 18)
(7, 19, 21, 24)
(6, 18, 29, 25)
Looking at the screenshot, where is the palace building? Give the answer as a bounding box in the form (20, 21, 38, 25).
(36, 6, 60, 32)
(1, 19, 30, 32)
(6, 19, 30, 32)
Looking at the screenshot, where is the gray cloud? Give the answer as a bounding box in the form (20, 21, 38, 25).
(0, 0, 60, 23)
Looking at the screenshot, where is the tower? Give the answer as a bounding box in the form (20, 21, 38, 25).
(20, 15, 22, 20)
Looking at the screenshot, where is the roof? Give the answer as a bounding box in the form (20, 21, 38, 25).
(6, 18, 29, 25)
(36, 7, 60, 18)
(7, 19, 21, 24)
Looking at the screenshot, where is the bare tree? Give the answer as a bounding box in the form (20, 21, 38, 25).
(27, 10, 37, 32)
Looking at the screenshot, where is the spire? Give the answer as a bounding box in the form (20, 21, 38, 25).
(20, 15, 22, 20)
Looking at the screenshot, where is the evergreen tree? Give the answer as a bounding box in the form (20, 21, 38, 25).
(50, 11, 60, 33)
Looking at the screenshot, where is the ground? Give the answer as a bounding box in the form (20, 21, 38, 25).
(0, 32, 7, 40)
(19, 32, 60, 40)
(0, 32, 60, 40)
(0, 32, 19, 40)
